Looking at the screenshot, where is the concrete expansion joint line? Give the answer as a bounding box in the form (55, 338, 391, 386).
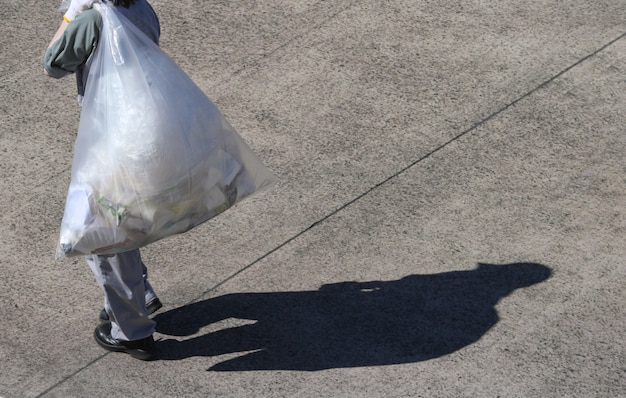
(34, 355, 108, 398)
(208, 0, 360, 90)
(160, 31, 626, 330)
(192, 29, 626, 302)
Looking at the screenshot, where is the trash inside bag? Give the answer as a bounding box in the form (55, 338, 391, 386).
(56, 3, 277, 258)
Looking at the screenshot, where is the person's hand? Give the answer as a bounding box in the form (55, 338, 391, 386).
(63, 0, 99, 22)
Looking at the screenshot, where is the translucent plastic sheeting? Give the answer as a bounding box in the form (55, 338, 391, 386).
(57, 3, 277, 258)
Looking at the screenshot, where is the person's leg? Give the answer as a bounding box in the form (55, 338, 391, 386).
(86, 253, 108, 310)
(86, 250, 155, 341)
(141, 257, 158, 305)
(94, 250, 161, 322)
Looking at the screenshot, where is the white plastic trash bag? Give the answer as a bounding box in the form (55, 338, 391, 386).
(57, 3, 277, 258)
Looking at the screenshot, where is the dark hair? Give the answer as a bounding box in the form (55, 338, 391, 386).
(112, 0, 136, 7)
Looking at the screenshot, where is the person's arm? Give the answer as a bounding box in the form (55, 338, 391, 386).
(43, 9, 101, 78)
(47, 20, 69, 49)
(44, 21, 70, 74)
(43, 0, 98, 76)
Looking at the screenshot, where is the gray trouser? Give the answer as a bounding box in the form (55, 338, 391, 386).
(86, 249, 156, 341)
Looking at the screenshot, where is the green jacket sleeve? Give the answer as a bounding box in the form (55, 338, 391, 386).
(43, 9, 101, 79)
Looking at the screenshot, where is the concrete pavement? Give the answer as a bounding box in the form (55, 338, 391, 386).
(1, 0, 625, 396)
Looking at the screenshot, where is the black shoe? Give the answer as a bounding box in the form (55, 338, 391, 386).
(94, 322, 156, 361)
(99, 298, 163, 322)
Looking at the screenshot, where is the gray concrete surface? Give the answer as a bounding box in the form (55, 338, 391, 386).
(1, 0, 625, 397)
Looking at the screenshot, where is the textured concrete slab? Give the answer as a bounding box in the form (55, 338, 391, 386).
(1, 0, 625, 397)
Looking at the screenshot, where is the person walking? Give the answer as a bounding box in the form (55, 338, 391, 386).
(44, 0, 163, 361)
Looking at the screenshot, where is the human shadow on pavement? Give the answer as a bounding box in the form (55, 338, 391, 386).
(154, 262, 551, 370)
